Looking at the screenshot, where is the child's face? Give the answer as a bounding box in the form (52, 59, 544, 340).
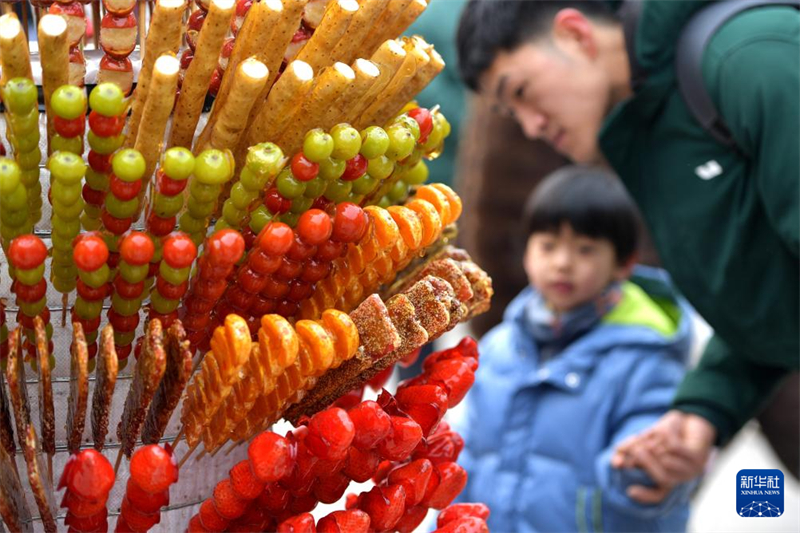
(524, 222, 632, 313)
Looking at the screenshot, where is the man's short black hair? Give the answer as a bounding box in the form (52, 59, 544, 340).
(457, 0, 619, 91)
(522, 165, 639, 264)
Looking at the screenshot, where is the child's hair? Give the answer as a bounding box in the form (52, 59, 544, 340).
(522, 165, 640, 264)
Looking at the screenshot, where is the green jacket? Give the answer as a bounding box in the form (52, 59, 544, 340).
(599, 2, 799, 444)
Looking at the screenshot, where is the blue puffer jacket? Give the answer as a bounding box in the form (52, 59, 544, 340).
(457, 267, 696, 533)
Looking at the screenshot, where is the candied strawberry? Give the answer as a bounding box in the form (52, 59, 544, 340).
(114, 516, 135, 533)
(213, 479, 249, 520)
(343, 447, 381, 482)
(306, 407, 355, 460)
(372, 460, 393, 485)
(395, 384, 448, 436)
(378, 416, 423, 461)
(248, 432, 294, 482)
(129, 445, 179, 494)
(232, 505, 271, 530)
(61, 491, 108, 517)
(258, 482, 290, 514)
(426, 359, 475, 408)
(313, 471, 350, 504)
(187, 514, 209, 533)
(348, 400, 391, 450)
(125, 479, 169, 513)
(276, 512, 316, 533)
(310, 454, 347, 478)
(423, 338, 479, 372)
(367, 365, 394, 391)
(414, 426, 465, 465)
(317, 510, 371, 533)
(388, 459, 434, 507)
(67, 449, 115, 500)
(281, 438, 318, 495)
(230, 460, 265, 500)
(345, 492, 359, 510)
(333, 386, 364, 410)
(437, 503, 491, 527)
(64, 508, 107, 531)
(396, 505, 429, 533)
(434, 516, 489, 533)
(120, 496, 160, 531)
(422, 462, 468, 510)
(199, 498, 230, 531)
(288, 491, 318, 515)
(399, 347, 422, 368)
(358, 484, 407, 532)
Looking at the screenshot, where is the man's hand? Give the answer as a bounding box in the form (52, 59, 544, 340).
(611, 410, 717, 504)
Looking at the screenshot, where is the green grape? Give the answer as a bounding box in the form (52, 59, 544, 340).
(12, 109, 39, 135)
(404, 160, 429, 185)
(422, 115, 445, 153)
(15, 264, 45, 286)
(162, 147, 195, 180)
(52, 216, 81, 240)
(194, 149, 233, 185)
(360, 126, 390, 159)
(246, 142, 285, 175)
(187, 196, 215, 219)
(151, 292, 180, 314)
(153, 192, 184, 218)
(387, 180, 410, 202)
(13, 132, 39, 154)
(52, 238, 74, 256)
(74, 298, 103, 319)
(352, 174, 379, 195)
(3, 78, 38, 115)
(115, 331, 136, 346)
(303, 129, 335, 163)
(385, 124, 415, 161)
(394, 115, 421, 143)
(290, 196, 313, 214)
(367, 156, 394, 181)
(89, 82, 127, 116)
(401, 148, 423, 168)
(214, 218, 232, 231)
(49, 152, 87, 185)
(189, 180, 220, 203)
(249, 205, 273, 234)
(105, 194, 137, 219)
(3, 184, 28, 210)
(330, 124, 361, 161)
(159, 263, 190, 285)
(52, 263, 78, 281)
(51, 181, 82, 206)
(87, 131, 124, 155)
(112, 149, 146, 182)
(319, 157, 346, 181)
(303, 177, 327, 198)
(276, 169, 306, 199)
(50, 134, 83, 155)
(54, 197, 85, 220)
(85, 168, 110, 191)
(53, 276, 77, 293)
(79, 264, 110, 288)
(348, 192, 365, 205)
(51, 85, 87, 120)
(323, 179, 353, 203)
(279, 211, 300, 227)
(0, 159, 21, 194)
(438, 113, 452, 138)
(222, 202, 246, 225)
(83, 203, 102, 218)
(20, 169, 40, 187)
(20, 299, 47, 317)
(179, 212, 206, 233)
(0, 207, 28, 228)
(238, 167, 268, 192)
(81, 214, 102, 231)
(119, 262, 149, 284)
(112, 293, 143, 316)
(230, 183, 256, 210)
(377, 195, 392, 208)
(85, 331, 98, 345)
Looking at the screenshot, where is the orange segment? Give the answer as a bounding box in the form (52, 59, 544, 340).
(414, 185, 452, 227)
(321, 310, 360, 362)
(365, 205, 400, 247)
(405, 199, 442, 247)
(296, 320, 335, 376)
(430, 183, 462, 223)
(388, 205, 423, 250)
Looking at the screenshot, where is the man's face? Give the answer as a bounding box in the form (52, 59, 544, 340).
(480, 40, 612, 164)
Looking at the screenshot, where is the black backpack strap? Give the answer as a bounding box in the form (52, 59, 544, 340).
(676, 0, 800, 151)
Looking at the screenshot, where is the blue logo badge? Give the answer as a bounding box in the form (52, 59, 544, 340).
(736, 469, 784, 517)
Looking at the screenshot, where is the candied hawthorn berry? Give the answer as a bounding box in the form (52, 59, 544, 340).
(291, 153, 320, 182)
(257, 222, 294, 256)
(66, 449, 115, 501)
(9, 235, 47, 270)
(162, 232, 197, 269)
(129, 445, 179, 494)
(73, 235, 109, 272)
(331, 202, 367, 243)
(119, 232, 154, 265)
(206, 229, 245, 266)
(297, 209, 333, 246)
(408, 107, 434, 144)
(341, 154, 368, 181)
(248, 432, 294, 483)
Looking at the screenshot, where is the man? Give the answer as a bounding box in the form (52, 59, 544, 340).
(456, 0, 798, 503)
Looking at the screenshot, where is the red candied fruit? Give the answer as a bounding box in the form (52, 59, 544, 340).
(206, 229, 245, 266)
(129, 445, 179, 494)
(331, 202, 368, 243)
(297, 209, 332, 246)
(64, 449, 115, 501)
(378, 416, 423, 462)
(248, 432, 294, 483)
(73, 235, 109, 272)
(347, 400, 391, 450)
(8, 235, 47, 270)
(305, 407, 355, 461)
(119, 232, 155, 266)
(162, 232, 197, 269)
(257, 222, 294, 256)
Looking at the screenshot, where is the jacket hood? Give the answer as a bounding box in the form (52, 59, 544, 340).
(504, 265, 693, 364)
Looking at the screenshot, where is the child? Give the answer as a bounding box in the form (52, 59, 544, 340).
(457, 166, 696, 532)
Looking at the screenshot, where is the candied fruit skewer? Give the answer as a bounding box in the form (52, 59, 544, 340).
(7, 235, 51, 363)
(49, 84, 87, 156)
(101, 149, 147, 264)
(147, 232, 197, 330)
(66, 323, 89, 455)
(83, 83, 128, 231)
(59, 449, 115, 533)
(0, 159, 32, 253)
(71, 233, 111, 361)
(179, 229, 246, 353)
(91, 325, 118, 451)
(2, 78, 43, 227)
(108, 231, 154, 366)
(0, 440, 32, 533)
(116, 445, 178, 533)
(178, 148, 236, 246)
(97, 0, 138, 95)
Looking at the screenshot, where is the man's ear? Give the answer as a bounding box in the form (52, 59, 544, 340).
(552, 8, 598, 59)
(615, 252, 638, 281)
